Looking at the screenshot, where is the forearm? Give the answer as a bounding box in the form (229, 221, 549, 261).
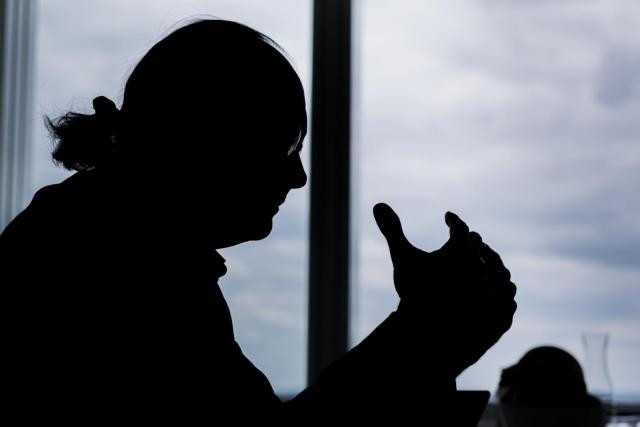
(284, 310, 456, 418)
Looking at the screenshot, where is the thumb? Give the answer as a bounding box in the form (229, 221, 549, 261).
(373, 203, 414, 266)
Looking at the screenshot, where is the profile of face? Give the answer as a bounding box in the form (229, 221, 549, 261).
(171, 110, 307, 248)
(196, 106, 308, 248)
(186, 53, 308, 249)
(120, 20, 308, 249)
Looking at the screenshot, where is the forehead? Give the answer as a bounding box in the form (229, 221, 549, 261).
(249, 56, 307, 125)
(249, 116, 306, 154)
(248, 91, 307, 137)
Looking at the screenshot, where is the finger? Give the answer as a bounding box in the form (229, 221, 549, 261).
(483, 288, 517, 333)
(445, 211, 470, 242)
(486, 282, 517, 313)
(373, 203, 414, 266)
(504, 280, 517, 299)
(469, 231, 483, 243)
(480, 244, 515, 300)
(481, 242, 512, 284)
(495, 296, 517, 330)
(469, 231, 486, 263)
(441, 212, 473, 259)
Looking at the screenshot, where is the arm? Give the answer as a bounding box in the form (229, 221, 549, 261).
(282, 205, 516, 422)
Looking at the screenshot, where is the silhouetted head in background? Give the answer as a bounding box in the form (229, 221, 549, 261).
(498, 346, 601, 408)
(46, 19, 308, 249)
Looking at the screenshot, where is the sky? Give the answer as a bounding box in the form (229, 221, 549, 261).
(28, 0, 639, 397)
(355, 0, 640, 398)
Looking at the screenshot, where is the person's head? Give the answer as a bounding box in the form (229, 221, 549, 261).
(47, 19, 307, 248)
(498, 346, 600, 408)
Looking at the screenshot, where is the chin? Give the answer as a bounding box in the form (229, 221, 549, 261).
(251, 217, 274, 241)
(211, 215, 274, 249)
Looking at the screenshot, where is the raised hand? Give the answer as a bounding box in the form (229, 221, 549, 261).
(373, 202, 517, 377)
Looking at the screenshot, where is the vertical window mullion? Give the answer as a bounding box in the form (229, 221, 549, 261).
(307, 0, 352, 385)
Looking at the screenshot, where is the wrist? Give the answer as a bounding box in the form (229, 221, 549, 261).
(394, 300, 466, 379)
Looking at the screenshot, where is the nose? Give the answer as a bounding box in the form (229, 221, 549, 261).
(288, 152, 307, 189)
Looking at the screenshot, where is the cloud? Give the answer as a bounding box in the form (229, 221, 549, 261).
(596, 46, 640, 108)
(356, 0, 640, 394)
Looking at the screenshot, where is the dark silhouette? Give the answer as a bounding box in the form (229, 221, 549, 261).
(497, 346, 604, 427)
(1, 19, 517, 423)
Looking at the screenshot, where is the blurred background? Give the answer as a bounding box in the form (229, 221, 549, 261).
(1, 0, 638, 411)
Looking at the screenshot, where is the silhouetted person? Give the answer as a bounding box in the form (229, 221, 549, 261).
(1, 19, 517, 424)
(498, 346, 604, 427)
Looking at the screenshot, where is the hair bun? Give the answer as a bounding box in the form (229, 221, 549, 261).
(92, 96, 121, 138)
(92, 96, 119, 116)
(45, 97, 122, 171)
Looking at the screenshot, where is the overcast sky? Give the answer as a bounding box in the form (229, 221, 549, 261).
(30, 0, 639, 397)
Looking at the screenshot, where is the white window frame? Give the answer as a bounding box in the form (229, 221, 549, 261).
(0, 0, 36, 230)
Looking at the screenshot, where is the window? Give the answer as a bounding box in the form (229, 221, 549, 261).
(3, 0, 639, 410)
(354, 0, 640, 400)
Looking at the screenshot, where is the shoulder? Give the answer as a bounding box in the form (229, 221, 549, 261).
(0, 184, 58, 246)
(0, 171, 96, 251)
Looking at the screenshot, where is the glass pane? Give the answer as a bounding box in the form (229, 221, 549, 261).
(354, 0, 640, 400)
(34, 0, 311, 395)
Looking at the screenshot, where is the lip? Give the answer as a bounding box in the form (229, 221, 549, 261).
(274, 195, 287, 208)
(268, 194, 287, 214)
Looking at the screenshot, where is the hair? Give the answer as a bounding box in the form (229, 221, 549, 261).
(498, 346, 600, 407)
(46, 19, 306, 172)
